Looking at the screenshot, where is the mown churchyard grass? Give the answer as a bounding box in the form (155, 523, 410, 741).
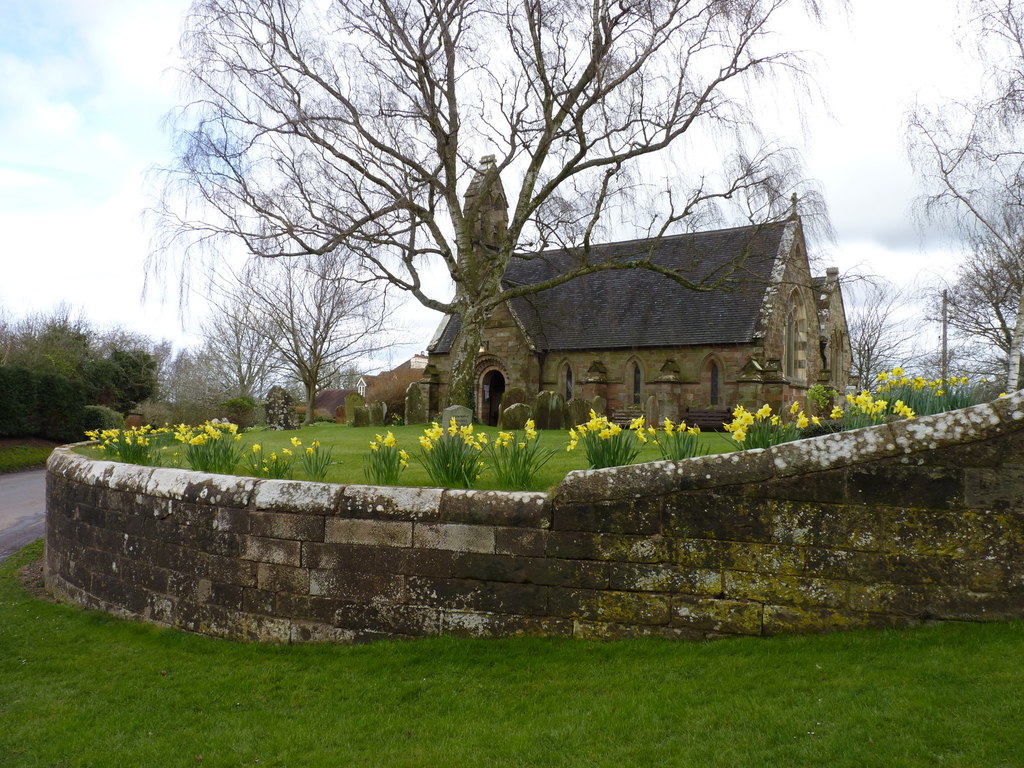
(2, 541, 1023, 767)
(76, 423, 738, 491)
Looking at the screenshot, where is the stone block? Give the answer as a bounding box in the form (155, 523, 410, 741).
(849, 464, 963, 510)
(253, 479, 342, 515)
(241, 535, 302, 566)
(670, 596, 763, 635)
(325, 518, 413, 547)
(302, 542, 408, 573)
(334, 602, 442, 636)
(802, 548, 888, 582)
(439, 489, 550, 527)
(545, 531, 672, 563)
(571, 620, 706, 641)
(248, 511, 324, 542)
(257, 562, 310, 594)
(340, 485, 442, 521)
(761, 604, 887, 636)
(721, 542, 804, 576)
(606, 563, 721, 595)
(548, 588, 671, 625)
(846, 582, 929, 615)
(406, 576, 548, 616)
(414, 522, 495, 553)
(964, 466, 1024, 510)
(663, 494, 773, 543)
(552, 497, 661, 535)
(723, 570, 848, 609)
(309, 569, 405, 602)
(441, 610, 573, 639)
(769, 501, 879, 551)
(495, 527, 547, 557)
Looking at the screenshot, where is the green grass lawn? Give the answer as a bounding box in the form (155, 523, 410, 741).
(0, 443, 55, 473)
(3, 540, 1023, 767)
(77, 422, 739, 491)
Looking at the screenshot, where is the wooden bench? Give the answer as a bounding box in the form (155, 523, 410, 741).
(683, 408, 733, 431)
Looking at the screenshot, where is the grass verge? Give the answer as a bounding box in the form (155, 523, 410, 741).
(2, 541, 1023, 767)
(0, 444, 54, 473)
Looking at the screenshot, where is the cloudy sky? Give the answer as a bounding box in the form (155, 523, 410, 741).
(0, 0, 983, 370)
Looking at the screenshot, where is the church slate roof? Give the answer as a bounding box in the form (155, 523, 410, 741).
(430, 220, 792, 355)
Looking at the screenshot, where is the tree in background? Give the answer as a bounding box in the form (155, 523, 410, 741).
(847, 278, 922, 387)
(908, 0, 1024, 389)
(156, 0, 834, 411)
(926, 236, 1023, 381)
(199, 294, 282, 401)
(220, 253, 391, 425)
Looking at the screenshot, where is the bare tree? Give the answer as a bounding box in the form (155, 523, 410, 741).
(908, 0, 1024, 389)
(847, 279, 921, 387)
(223, 252, 391, 424)
(154, 0, 834, 409)
(199, 296, 282, 400)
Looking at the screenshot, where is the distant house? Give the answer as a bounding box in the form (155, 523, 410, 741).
(312, 388, 356, 419)
(424, 161, 850, 426)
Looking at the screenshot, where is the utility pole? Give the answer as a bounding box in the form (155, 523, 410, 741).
(941, 289, 949, 381)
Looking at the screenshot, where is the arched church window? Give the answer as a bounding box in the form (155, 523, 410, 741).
(631, 362, 642, 405)
(709, 360, 720, 406)
(564, 363, 574, 401)
(785, 309, 797, 380)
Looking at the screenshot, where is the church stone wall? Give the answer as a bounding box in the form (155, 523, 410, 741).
(45, 392, 1024, 643)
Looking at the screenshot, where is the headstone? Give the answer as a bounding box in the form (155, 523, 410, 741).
(334, 404, 346, 424)
(265, 386, 299, 430)
(368, 401, 387, 426)
(125, 413, 143, 430)
(644, 394, 660, 426)
(534, 391, 564, 430)
(499, 387, 529, 420)
(344, 392, 365, 424)
(405, 382, 427, 425)
(441, 404, 473, 427)
(591, 395, 607, 417)
(565, 398, 591, 429)
(352, 405, 370, 427)
(499, 402, 532, 430)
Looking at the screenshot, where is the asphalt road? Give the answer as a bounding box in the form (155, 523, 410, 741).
(0, 469, 46, 561)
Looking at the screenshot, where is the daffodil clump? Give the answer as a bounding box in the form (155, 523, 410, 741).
(567, 411, 647, 469)
(363, 431, 408, 485)
(85, 424, 173, 466)
(872, 367, 988, 416)
(172, 421, 245, 474)
(483, 420, 557, 490)
(416, 419, 486, 489)
(300, 439, 333, 482)
(724, 402, 819, 449)
(243, 437, 301, 479)
(651, 418, 709, 461)
(828, 390, 914, 431)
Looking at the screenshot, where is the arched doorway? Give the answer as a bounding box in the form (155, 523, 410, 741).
(481, 369, 506, 426)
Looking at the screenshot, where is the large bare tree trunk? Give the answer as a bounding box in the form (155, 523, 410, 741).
(446, 305, 485, 412)
(1009, 288, 1024, 390)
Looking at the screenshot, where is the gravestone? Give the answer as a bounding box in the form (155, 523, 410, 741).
(352, 405, 370, 427)
(334, 404, 346, 424)
(499, 402, 532, 430)
(405, 383, 427, 425)
(565, 397, 591, 429)
(344, 392, 365, 424)
(498, 387, 529, 421)
(368, 401, 387, 426)
(265, 386, 299, 430)
(441, 404, 473, 427)
(591, 395, 607, 417)
(644, 394, 660, 426)
(534, 391, 564, 430)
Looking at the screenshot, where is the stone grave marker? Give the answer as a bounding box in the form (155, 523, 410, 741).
(265, 386, 299, 430)
(405, 382, 427, 424)
(499, 402, 532, 430)
(441, 404, 473, 427)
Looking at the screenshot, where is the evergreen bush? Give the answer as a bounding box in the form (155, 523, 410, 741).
(82, 405, 125, 433)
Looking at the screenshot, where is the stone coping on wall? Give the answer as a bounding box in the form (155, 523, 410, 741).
(43, 390, 1024, 643)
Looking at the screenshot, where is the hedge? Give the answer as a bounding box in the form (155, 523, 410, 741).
(0, 366, 86, 442)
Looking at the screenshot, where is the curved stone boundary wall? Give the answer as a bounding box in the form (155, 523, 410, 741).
(45, 392, 1024, 643)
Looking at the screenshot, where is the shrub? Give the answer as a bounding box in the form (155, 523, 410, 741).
(0, 366, 38, 437)
(82, 405, 124, 433)
(0, 366, 86, 442)
(219, 396, 258, 429)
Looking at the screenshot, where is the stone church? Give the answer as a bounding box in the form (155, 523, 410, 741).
(424, 160, 850, 426)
